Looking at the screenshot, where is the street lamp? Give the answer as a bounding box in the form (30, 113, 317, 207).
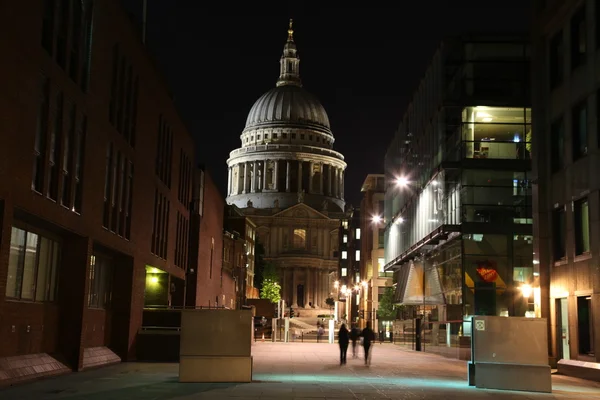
(372, 215, 382, 224)
(396, 176, 409, 187)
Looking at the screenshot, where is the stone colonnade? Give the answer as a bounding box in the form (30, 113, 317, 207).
(282, 266, 331, 309)
(227, 159, 344, 199)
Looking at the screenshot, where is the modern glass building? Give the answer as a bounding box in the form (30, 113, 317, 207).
(383, 36, 535, 337)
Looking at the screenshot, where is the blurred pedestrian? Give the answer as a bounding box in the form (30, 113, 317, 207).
(350, 324, 360, 358)
(361, 321, 376, 365)
(338, 323, 349, 365)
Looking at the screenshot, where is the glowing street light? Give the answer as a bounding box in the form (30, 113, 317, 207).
(520, 284, 533, 298)
(396, 176, 409, 187)
(372, 215, 382, 224)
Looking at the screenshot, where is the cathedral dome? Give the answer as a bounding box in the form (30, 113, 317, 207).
(244, 85, 332, 134)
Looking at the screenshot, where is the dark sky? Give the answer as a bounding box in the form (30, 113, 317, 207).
(122, 1, 531, 206)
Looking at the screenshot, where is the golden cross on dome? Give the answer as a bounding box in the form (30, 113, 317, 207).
(288, 18, 294, 41)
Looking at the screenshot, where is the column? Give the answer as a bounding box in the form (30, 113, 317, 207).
(242, 162, 248, 193)
(314, 268, 320, 308)
(292, 268, 298, 307)
(283, 267, 288, 305)
(328, 165, 332, 196)
(285, 160, 290, 192)
(340, 170, 344, 199)
(227, 166, 232, 195)
(251, 161, 257, 193)
(305, 267, 311, 308)
(319, 163, 324, 194)
(263, 159, 268, 190)
(273, 160, 279, 191)
(308, 161, 314, 193)
(333, 168, 338, 198)
(298, 160, 303, 193)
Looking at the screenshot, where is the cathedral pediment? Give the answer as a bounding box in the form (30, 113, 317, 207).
(271, 203, 330, 220)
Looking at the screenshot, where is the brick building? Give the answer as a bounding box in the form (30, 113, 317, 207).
(223, 230, 248, 310)
(0, 0, 218, 384)
(185, 168, 234, 309)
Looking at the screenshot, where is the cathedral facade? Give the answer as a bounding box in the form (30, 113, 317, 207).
(225, 21, 346, 311)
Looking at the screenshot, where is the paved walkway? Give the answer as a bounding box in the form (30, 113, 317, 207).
(2, 342, 600, 399)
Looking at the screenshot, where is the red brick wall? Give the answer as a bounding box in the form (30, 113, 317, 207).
(195, 171, 225, 307)
(0, 0, 195, 367)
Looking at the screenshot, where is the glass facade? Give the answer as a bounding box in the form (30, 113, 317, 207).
(384, 37, 532, 322)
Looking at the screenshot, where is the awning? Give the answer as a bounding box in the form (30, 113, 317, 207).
(384, 225, 461, 272)
(393, 259, 446, 306)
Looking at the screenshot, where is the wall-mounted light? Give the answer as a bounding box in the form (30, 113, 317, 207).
(372, 215, 382, 224)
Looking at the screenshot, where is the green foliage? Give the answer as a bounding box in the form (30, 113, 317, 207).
(325, 297, 335, 308)
(260, 278, 281, 304)
(377, 286, 396, 321)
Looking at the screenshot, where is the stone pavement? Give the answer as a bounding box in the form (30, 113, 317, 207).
(2, 342, 600, 399)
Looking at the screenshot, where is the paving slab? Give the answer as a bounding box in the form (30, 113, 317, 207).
(1, 342, 599, 399)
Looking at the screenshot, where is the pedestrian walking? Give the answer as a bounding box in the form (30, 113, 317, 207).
(350, 324, 360, 358)
(338, 324, 349, 365)
(361, 321, 376, 365)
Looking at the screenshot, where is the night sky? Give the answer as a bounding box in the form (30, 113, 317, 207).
(122, 1, 530, 206)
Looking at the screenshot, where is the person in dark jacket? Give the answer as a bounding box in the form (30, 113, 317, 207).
(349, 324, 360, 358)
(361, 321, 376, 365)
(338, 324, 350, 365)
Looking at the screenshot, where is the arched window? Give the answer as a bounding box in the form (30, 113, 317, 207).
(293, 228, 306, 248)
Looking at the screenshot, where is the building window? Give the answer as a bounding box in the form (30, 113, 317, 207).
(48, 92, 63, 201)
(550, 116, 564, 172)
(32, 76, 50, 193)
(378, 257, 385, 273)
(151, 190, 170, 259)
(156, 114, 173, 187)
(552, 207, 566, 260)
(102, 143, 133, 238)
(88, 253, 113, 309)
(355, 250, 360, 261)
(570, 7, 586, 70)
(341, 250, 347, 259)
(108, 43, 138, 146)
(61, 102, 76, 207)
(42, 0, 95, 89)
(342, 220, 348, 229)
(178, 149, 192, 209)
(378, 229, 384, 248)
(341, 268, 347, 277)
(572, 101, 587, 160)
(355, 228, 361, 239)
(343, 234, 348, 243)
(5, 226, 60, 302)
(175, 211, 189, 269)
(574, 197, 590, 255)
(577, 296, 594, 355)
(293, 228, 306, 248)
(549, 31, 564, 88)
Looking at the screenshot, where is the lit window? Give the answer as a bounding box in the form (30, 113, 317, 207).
(378, 258, 385, 273)
(355, 250, 360, 261)
(341, 268, 347, 276)
(343, 234, 348, 243)
(342, 220, 348, 229)
(342, 251, 347, 259)
(355, 228, 361, 239)
(293, 228, 306, 248)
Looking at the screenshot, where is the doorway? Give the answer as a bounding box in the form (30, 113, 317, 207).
(556, 297, 570, 360)
(297, 284, 305, 308)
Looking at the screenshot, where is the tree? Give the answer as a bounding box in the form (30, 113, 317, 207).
(259, 262, 281, 304)
(377, 286, 396, 321)
(325, 297, 335, 312)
